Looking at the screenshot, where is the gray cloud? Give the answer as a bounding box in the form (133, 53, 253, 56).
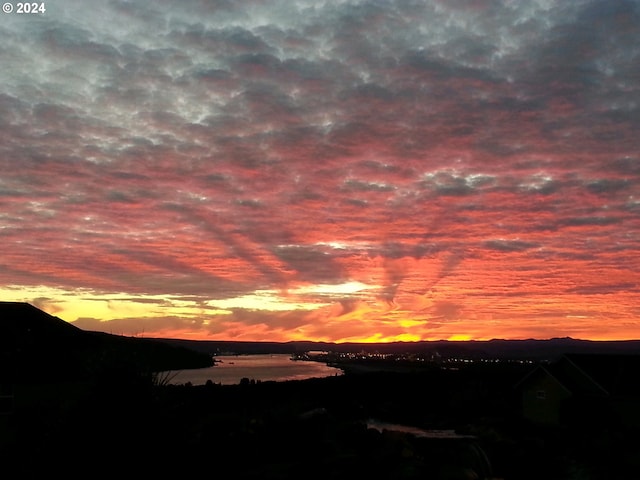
(2, 0, 639, 340)
(483, 239, 540, 253)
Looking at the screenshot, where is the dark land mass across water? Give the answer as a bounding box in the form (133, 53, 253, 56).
(156, 336, 640, 362)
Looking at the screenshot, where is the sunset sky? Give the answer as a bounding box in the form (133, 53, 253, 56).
(1, 0, 639, 342)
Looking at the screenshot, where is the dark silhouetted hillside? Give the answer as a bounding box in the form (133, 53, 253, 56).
(0, 302, 213, 381)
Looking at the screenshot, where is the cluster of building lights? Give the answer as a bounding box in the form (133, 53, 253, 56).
(292, 351, 534, 365)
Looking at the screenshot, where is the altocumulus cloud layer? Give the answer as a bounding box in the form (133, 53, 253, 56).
(1, 0, 639, 341)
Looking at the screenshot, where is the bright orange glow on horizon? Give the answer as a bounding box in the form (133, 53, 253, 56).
(2, 282, 638, 343)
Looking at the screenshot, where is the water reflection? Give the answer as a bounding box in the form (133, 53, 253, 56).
(168, 354, 343, 386)
(366, 419, 475, 439)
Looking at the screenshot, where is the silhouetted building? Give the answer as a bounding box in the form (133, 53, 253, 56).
(516, 353, 640, 427)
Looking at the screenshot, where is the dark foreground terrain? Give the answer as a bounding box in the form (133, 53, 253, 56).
(3, 361, 639, 479)
(4, 303, 638, 478)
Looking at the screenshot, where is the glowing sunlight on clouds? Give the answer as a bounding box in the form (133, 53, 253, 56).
(1, 0, 639, 341)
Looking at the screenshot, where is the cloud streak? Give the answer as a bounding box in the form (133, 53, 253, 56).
(1, 0, 639, 341)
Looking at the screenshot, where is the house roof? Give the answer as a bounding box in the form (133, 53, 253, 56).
(517, 353, 640, 398)
(514, 363, 571, 392)
(561, 353, 640, 397)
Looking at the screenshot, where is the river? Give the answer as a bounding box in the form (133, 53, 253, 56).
(165, 353, 343, 386)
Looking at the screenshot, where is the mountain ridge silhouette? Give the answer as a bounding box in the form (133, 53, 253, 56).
(0, 301, 213, 379)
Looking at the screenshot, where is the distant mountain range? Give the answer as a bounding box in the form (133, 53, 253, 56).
(0, 302, 213, 380)
(156, 336, 640, 361)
